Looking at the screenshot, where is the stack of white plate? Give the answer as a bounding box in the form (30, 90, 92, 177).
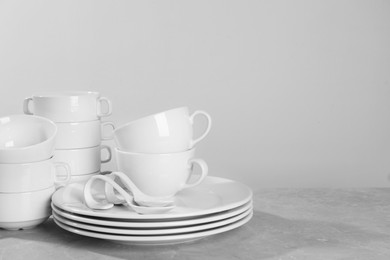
(51, 176, 253, 245)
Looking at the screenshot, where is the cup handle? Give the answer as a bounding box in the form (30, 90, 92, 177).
(53, 162, 71, 188)
(100, 145, 112, 164)
(101, 121, 115, 141)
(97, 97, 112, 117)
(189, 110, 212, 147)
(182, 158, 208, 189)
(23, 97, 33, 115)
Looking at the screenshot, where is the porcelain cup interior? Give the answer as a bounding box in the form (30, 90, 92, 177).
(23, 91, 112, 122)
(115, 148, 208, 198)
(0, 158, 71, 193)
(0, 114, 57, 163)
(55, 120, 115, 149)
(53, 145, 112, 175)
(0, 186, 55, 230)
(113, 106, 212, 153)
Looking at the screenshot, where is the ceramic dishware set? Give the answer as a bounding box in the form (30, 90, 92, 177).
(0, 114, 71, 230)
(51, 106, 253, 245)
(23, 91, 115, 183)
(1, 91, 253, 244)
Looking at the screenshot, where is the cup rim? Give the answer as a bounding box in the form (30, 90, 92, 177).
(55, 119, 102, 126)
(70, 171, 101, 178)
(0, 185, 55, 195)
(30, 90, 100, 98)
(0, 114, 57, 151)
(114, 106, 188, 133)
(0, 156, 54, 166)
(114, 147, 196, 156)
(54, 145, 101, 152)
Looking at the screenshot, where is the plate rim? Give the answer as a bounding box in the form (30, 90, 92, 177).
(52, 206, 253, 236)
(51, 200, 252, 228)
(53, 211, 253, 245)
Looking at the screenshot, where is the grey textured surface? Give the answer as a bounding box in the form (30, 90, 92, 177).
(1, 188, 390, 259)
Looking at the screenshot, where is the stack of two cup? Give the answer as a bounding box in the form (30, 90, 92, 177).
(112, 107, 212, 201)
(23, 91, 115, 183)
(0, 115, 71, 230)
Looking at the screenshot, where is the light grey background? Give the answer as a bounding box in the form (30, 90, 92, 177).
(1, 0, 390, 188)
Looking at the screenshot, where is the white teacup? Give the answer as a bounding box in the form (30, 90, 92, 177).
(23, 91, 112, 122)
(0, 158, 70, 193)
(53, 145, 112, 175)
(55, 120, 115, 149)
(0, 114, 57, 163)
(113, 107, 212, 153)
(115, 148, 208, 198)
(0, 186, 55, 230)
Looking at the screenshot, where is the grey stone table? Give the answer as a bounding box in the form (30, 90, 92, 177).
(1, 188, 390, 260)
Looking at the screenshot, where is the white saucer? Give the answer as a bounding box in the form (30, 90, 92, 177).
(53, 211, 253, 245)
(52, 200, 252, 228)
(52, 176, 252, 220)
(53, 206, 253, 236)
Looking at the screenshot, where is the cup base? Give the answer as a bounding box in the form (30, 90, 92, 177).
(0, 216, 50, 230)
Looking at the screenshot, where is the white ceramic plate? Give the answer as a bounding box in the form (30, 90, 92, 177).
(53, 211, 253, 245)
(51, 200, 252, 228)
(53, 206, 252, 236)
(52, 176, 252, 220)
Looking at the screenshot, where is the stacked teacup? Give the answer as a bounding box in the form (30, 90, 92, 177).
(23, 91, 114, 183)
(112, 106, 212, 200)
(0, 114, 71, 230)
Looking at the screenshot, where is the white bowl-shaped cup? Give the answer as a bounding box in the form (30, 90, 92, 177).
(53, 145, 112, 175)
(113, 106, 212, 153)
(115, 148, 208, 198)
(55, 120, 115, 149)
(0, 186, 55, 230)
(0, 114, 57, 163)
(23, 91, 112, 122)
(0, 158, 71, 193)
